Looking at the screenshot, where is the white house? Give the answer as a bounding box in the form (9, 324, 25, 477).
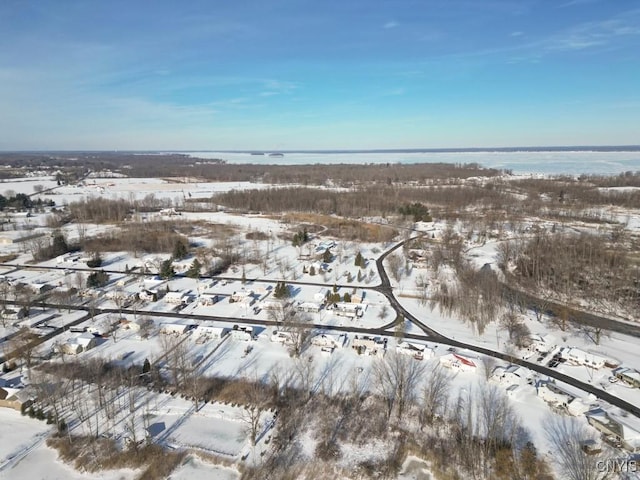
(271, 330, 295, 345)
(76, 332, 97, 351)
(229, 326, 253, 341)
(529, 333, 557, 354)
(311, 334, 344, 350)
(138, 289, 158, 302)
(199, 293, 219, 306)
(439, 353, 477, 372)
(491, 365, 533, 386)
(160, 323, 189, 335)
(567, 397, 591, 416)
(560, 347, 607, 369)
(194, 325, 226, 343)
(164, 291, 189, 305)
(396, 341, 434, 360)
(297, 302, 321, 314)
(351, 336, 386, 357)
(231, 290, 254, 304)
(334, 302, 364, 318)
(536, 382, 572, 407)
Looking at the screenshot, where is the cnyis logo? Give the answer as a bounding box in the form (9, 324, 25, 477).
(596, 458, 638, 473)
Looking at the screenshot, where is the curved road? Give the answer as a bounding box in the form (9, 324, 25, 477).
(374, 235, 640, 418)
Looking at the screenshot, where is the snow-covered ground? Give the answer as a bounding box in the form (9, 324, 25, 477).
(170, 455, 240, 480)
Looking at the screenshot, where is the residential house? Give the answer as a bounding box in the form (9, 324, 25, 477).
(333, 302, 364, 318)
(60, 342, 83, 355)
(587, 408, 640, 452)
(76, 332, 97, 351)
(271, 330, 295, 345)
(311, 334, 344, 350)
(0, 387, 33, 411)
(439, 353, 477, 372)
(614, 367, 640, 389)
(160, 323, 188, 335)
(536, 381, 572, 407)
(351, 336, 386, 357)
(164, 291, 189, 305)
(194, 326, 226, 343)
(229, 326, 253, 341)
(396, 341, 434, 360)
(297, 302, 321, 314)
(491, 365, 533, 386)
(199, 293, 219, 306)
(529, 333, 557, 354)
(560, 347, 607, 369)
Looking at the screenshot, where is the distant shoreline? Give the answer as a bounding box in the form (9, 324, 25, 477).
(2, 145, 640, 154)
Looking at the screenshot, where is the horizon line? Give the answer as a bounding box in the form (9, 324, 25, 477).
(2, 144, 640, 154)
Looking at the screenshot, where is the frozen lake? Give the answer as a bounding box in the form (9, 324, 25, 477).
(177, 150, 640, 176)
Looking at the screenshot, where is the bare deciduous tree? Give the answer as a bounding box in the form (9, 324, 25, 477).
(373, 352, 426, 422)
(420, 363, 453, 429)
(543, 415, 610, 480)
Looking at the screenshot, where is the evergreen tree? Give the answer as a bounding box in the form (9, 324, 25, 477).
(354, 251, 365, 268)
(274, 281, 290, 299)
(309, 265, 316, 276)
(143, 358, 151, 374)
(87, 270, 109, 288)
(343, 292, 352, 303)
(172, 240, 188, 260)
(51, 232, 69, 257)
(159, 259, 175, 279)
(323, 248, 332, 263)
(86, 254, 102, 268)
(186, 258, 202, 278)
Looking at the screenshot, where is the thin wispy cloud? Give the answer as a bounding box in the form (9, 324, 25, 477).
(557, 0, 602, 8)
(0, 0, 638, 149)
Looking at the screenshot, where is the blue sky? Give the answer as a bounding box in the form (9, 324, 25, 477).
(0, 0, 639, 150)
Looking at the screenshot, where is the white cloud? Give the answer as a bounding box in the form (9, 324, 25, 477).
(383, 21, 399, 29)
